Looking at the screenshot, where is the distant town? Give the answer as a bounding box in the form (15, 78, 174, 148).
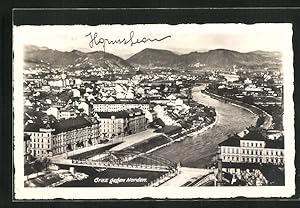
(23, 45, 284, 187)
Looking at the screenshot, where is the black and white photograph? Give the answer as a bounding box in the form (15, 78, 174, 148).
(13, 23, 294, 199)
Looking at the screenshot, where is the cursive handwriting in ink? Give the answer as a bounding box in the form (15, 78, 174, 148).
(85, 31, 171, 53)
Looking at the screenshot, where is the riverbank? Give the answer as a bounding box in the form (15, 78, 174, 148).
(110, 129, 163, 151)
(130, 115, 218, 156)
(184, 115, 218, 138)
(203, 90, 273, 129)
(151, 87, 258, 168)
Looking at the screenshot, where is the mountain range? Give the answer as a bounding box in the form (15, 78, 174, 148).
(127, 48, 281, 69)
(24, 45, 281, 72)
(24, 45, 132, 71)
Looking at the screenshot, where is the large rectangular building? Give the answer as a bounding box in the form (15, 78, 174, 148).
(24, 109, 147, 159)
(93, 101, 149, 112)
(24, 116, 98, 158)
(218, 130, 284, 166)
(94, 108, 147, 138)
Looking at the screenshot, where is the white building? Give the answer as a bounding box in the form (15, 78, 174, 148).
(24, 116, 97, 158)
(72, 89, 80, 97)
(244, 85, 263, 92)
(45, 107, 77, 120)
(24, 99, 33, 107)
(74, 78, 82, 87)
(49, 80, 63, 87)
(244, 78, 253, 84)
(116, 92, 126, 99)
(219, 131, 284, 166)
(220, 73, 240, 82)
(144, 109, 157, 123)
(153, 105, 175, 125)
(45, 107, 59, 119)
(78, 102, 90, 115)
(93, 102, 149, 112)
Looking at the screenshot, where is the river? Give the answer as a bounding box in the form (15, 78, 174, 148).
(59, 86, 258, 186)
(151, 86, 258, 168)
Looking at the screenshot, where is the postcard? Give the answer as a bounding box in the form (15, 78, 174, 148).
(13, 22, 295, 199)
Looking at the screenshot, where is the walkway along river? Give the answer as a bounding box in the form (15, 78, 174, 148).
(151, 86, 258, 168)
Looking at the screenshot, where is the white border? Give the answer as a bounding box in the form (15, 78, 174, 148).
(13, 23, 295, 199)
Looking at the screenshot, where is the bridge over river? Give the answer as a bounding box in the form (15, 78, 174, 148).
(53, 150, 179, 173)
(55, 159, 171, 172)
(53, 150, 214, 187)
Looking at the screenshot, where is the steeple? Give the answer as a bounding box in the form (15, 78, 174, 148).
(61, 70, 67, 87)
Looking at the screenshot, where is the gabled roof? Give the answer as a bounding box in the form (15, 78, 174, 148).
(52, 116, 93, 134)
(96, 108, 144, 119)
(24, 111, 47, 120)
(97, 111, 129, 119)
(24, 122, 44, 132)
(265, 137, 284, 149)
(219, 135, 241, 147)
(242, 130, 266, 141)
(24, 110, 52, 132)
(93, 99, 149, 104)
(219, 130, 284, 149)
(127, 108, 144, 115)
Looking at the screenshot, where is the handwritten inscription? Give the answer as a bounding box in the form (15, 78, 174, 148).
(85, 31, 171, 52)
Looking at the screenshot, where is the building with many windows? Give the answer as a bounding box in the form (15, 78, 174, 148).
(45, 107, 77, 120)
(218, 130, 284, 166)
(24, 109, 147, 159)
(94, 108, 147, 138)
(93, 101, 149, 112)
(24, 116, 98, 158)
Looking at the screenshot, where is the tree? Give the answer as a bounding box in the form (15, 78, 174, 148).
(41, 157, 51, 171)
(24, 161, 33, 180)
(67, 143, 72, 151)
(266, 78, 275, 85)
(159, 84, 166, 91)
(32, 159, 43, 177)
(256, 115, 265, 127)
(242, 95, 254, 105)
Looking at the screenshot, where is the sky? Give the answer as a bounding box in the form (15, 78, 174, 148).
(14, 24, 292, 59)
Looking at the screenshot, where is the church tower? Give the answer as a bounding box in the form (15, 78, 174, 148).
(61, 71, 67, 87)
